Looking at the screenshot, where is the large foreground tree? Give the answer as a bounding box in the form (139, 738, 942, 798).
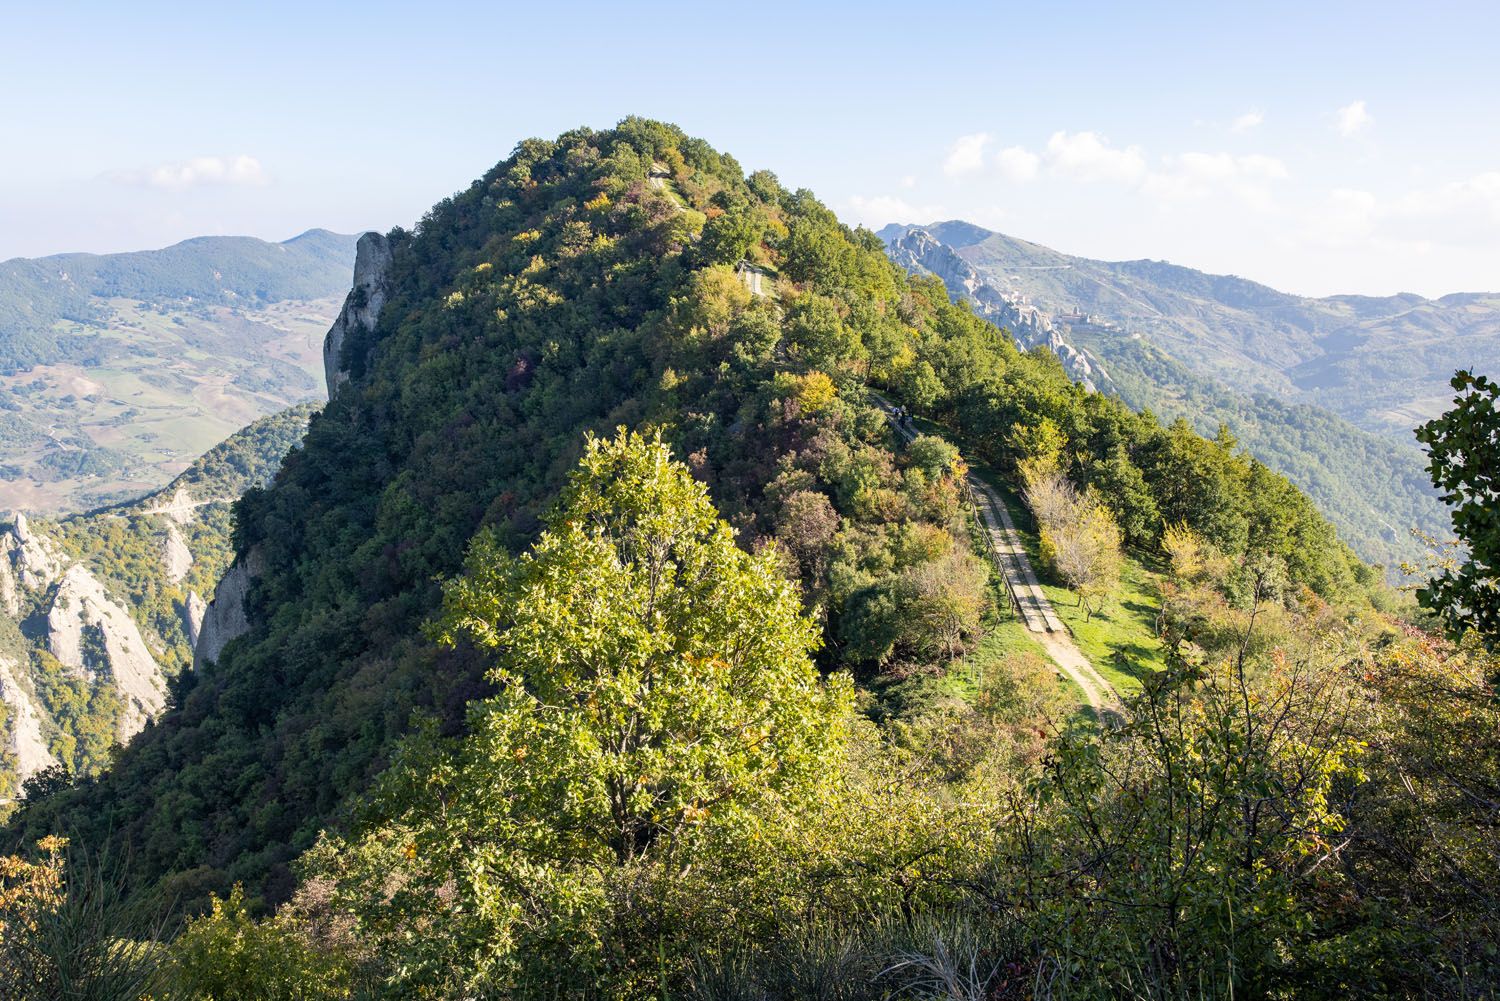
(312, 428, 852, 996)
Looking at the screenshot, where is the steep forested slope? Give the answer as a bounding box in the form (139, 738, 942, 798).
(8, 121, 1379, 914)
(876, 226, 1452, 570)
(892, 220, 1500, 435)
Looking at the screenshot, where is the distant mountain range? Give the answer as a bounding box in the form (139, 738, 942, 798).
(881, 221, 1488, 569)
(0, 231, 356, 511)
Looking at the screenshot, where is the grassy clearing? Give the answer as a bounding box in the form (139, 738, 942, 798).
(866, 613, 1084, 724)
(975, 471, 1166, 694)
(888, 403, 1169, 696)
(869, 413, 1085, 716)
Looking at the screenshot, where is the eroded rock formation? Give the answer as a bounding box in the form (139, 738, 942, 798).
(885, 227, 1112, 394)
(0, 655, 55, 787)
(193, 547, 264, 670)
(46, 565, 165, 737)
(323, 231, 393, 397)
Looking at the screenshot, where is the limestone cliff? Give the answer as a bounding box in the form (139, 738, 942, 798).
(0, 655, 55, 789)
(0, 406, 315, 795)
(160, 523, 193, 583)
(182, 234, 389, 673)
(0, 549, 16, 619)
(323, 231, 393, 397)
(182, 591, 207, 649)
(2, 513, 63, 594)
(45, 565, 165, 737)
(193, 547, 264, 670)
(885, 227, 1113, 395)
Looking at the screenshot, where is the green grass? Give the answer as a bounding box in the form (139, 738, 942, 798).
(976, 471, 1167, 694)
(866, 614, 1082, 723)
(870, 411, 1090, 714)
(890, 404, 1169, 696)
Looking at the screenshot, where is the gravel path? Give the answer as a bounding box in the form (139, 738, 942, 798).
(876, 396, 1122, 718)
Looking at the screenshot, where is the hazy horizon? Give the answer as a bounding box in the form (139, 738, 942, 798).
(4, 1, 1498, 298)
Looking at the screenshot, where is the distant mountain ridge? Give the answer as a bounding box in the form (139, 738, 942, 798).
(882, 221, 1500, 438)
(0, 229, 358, 374)
(0, 231, 355, 512)
(882, 222, 1464, 570)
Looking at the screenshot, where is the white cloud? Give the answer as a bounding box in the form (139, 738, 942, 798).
(899, 174, 917, 189)
(1301, 174, 1500, 252)
(1230, 110, 1264, 132)
(1382, 172, 1500, 247)
(1336, 100, 1373, 138)
(109, 154, 269, 190)
(1144, 151, 1289, 209)
(995, 145, 1041, 182)
(1299, 188, 1381, 248)
(1044, 131, 1147, 184)
(845, 194, 945, 228)
(943, 132, 991, 176)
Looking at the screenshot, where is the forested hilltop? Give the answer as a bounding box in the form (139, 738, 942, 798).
(4, 121, 1496, 999)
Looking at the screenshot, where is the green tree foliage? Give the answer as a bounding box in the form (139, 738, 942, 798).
(1415, 370, 1500, 646)
(1025, 466, 1124, 619)
(7, 119, 1384, 927)
(306, 430, 851, 995)
(163, 885, 353, 1000)
(0, 838, 170, 999)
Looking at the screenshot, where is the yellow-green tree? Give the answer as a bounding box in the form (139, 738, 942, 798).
(313, 428, 853, 997)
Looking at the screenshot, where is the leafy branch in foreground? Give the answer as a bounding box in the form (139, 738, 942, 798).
(1415, 370, 1500, 649)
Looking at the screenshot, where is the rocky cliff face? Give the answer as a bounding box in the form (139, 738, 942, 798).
(0, 512, 169, 785)
(182, 591, 207, 649)
(323, 231, 393, 397)
(160, 523, 193, 583)
(185, 236, 387, 674)
(885, 227, 1112, 394)
(1, 513, 63, 597)
(0, 407, 315, 795)
(45, 565, 165, 738)
(193, 547, 264, 670)
(0, 655, 54, 789)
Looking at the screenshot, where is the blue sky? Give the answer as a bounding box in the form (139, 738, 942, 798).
(3, 0, 1497, 296)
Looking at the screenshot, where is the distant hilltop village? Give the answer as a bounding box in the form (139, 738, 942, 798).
(1052, 305, 1121, 332)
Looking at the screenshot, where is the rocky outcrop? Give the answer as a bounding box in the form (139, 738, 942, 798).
(141, 485, 202, 525)
(323, 232, 393, 398)
(160, 523, 193, 583)
(182, 591, 207, 649)
(0, 549, 16, 619)
(885, 228, 1112, 395)
(46, 565, 165, 737)
(0, 655, 55, 788)
(193, 547, 264, 670)
(3, 513, 63, 593)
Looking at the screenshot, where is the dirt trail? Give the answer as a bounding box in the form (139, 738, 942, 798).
(875, 395, 1122, 718)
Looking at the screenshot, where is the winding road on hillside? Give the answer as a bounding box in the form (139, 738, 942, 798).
(876, 396, 1121, 718)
